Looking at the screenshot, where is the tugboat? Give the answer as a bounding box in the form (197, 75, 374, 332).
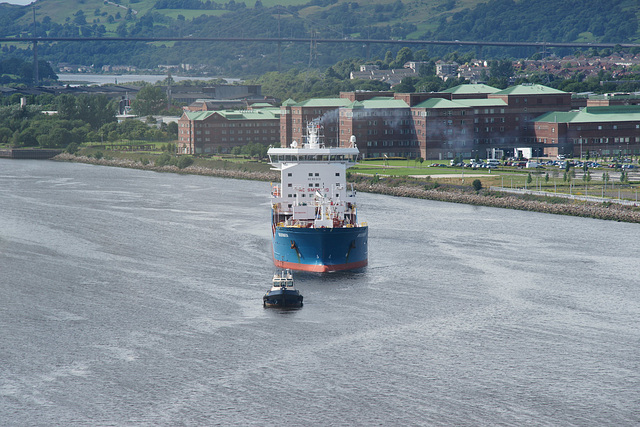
(263, 269, 303, 308)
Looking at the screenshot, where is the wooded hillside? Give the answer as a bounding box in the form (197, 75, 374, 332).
(0, 0, 638, 76)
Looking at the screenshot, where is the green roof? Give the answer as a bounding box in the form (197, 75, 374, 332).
(281, 98, 296, 106)
(185, 108, 280, 121)
(294, 98, 352, 107)
(494, 84, 566, 95)
(411, 97, 506, 109)
(535, 106, 640, 123)
(453, 98, 507, 107)
(442, 84, 501, 94)
(413, 98, 464, 109)
(345, 97, 409, 109)
(184, 111, 216, 121)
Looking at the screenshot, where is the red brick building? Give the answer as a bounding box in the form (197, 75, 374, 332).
(178, 84, 639, 161)
(339, 97, 417, 158)
(279, 98, 351, 148)
(177, 107, 280, 155)
(534, 106, 640, 158)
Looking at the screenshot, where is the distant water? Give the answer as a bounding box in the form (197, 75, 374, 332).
(56, 73, 240, 86)
(1, 159, 639, 426)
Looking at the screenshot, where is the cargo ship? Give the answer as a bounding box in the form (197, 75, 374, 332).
(268, 122, 368, 273)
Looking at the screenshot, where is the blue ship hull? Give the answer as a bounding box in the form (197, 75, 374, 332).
(272, 226, 368, 272)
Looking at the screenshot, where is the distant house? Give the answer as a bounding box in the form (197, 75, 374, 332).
(456, 60, 491, 83)
(349, 66, 417, 87)
(435, 61, 459, 81)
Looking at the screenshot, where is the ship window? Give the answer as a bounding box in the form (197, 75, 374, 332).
(315, 183, 320, 187)
(288, 204, 292, 208)
(288, 173, 292, 177)
(308, 183, 313, 187)
(288, 194, 293, 197)
(335, 173, 340, 176)
(336, 194, 339, 198)
(315, 173, 319, 176)
(308, 173, 313, 176)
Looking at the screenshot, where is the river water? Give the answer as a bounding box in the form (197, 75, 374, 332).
(1, 159, 638, 426)
(56, 73, 240, 86)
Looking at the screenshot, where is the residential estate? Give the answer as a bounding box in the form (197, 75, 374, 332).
(178, 84, 640, 160)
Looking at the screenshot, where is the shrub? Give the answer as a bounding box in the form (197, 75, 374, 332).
(66, 142, 79, 154)
(177, 155, 194, 169)
(472, 179, 482, 192)
(155, 152, 172, 167)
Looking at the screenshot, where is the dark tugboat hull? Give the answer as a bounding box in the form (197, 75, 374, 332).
(263, 290, 303, 308)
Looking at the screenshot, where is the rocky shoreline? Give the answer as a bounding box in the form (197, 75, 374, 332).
(358, 183, 640, 223)
(54, 153, 640, 224)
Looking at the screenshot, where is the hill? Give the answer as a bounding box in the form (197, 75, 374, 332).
(0, 0, 638, 76)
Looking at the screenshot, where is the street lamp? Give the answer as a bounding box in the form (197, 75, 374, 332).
(579, 135, 583, 161)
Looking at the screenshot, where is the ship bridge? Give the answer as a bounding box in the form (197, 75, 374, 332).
(267, 147, 359, 166)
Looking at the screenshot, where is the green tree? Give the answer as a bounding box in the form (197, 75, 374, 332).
(167, 121, 178, 137)
(0, 127, 12, 144)
(132, 86, 167, 116)
(73, 10, 87, 25)
(527, 173, 532, 185)
(472, 179, 482, 192)
(393, 47, 413, 68)
(393, 77, 417, 93)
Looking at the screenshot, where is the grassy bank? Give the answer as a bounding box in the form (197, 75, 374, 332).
(54, 151, 640, 224)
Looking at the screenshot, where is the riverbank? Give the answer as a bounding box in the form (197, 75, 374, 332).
(54, 153, 640, 223)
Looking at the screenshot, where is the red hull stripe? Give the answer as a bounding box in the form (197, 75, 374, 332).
(274, 259, 368, 273)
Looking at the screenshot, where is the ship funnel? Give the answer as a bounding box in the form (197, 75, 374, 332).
(308, 127, 319, 148)
(349, 135, 357, 148)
